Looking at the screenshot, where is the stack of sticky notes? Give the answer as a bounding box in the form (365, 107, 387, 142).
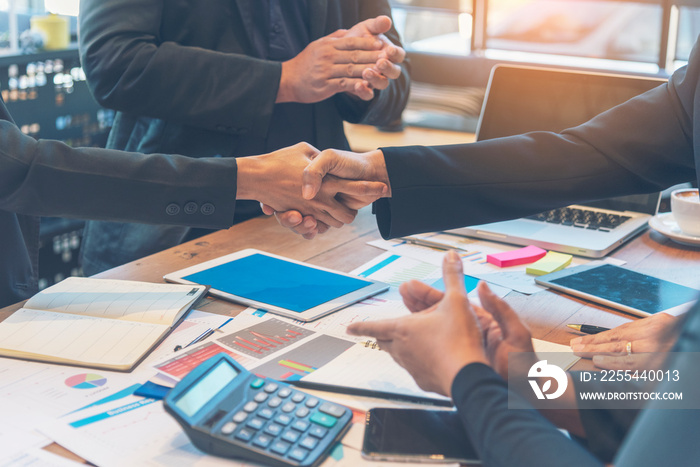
(486, 245, 547, 267)
(526, 251, 573, 275)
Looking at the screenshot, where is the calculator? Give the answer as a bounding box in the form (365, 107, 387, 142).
(163, 353, 352, 467)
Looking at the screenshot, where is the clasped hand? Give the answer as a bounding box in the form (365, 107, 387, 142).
(277, 15, 406, 104)
(240, 143, 387, 233)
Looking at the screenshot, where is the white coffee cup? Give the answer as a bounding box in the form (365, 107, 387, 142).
(671, 188, 700, 236)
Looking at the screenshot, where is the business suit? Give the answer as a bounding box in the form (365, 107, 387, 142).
(0, 98, 238, 309)
(387, 39, 700, 467)
(78, 0, 410, 274)
(375, 39, 698, 239)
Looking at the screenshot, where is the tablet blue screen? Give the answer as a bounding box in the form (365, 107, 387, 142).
(183, 254, 372, 312)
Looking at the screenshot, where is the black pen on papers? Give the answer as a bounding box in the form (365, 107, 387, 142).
(566, 324, 610, 335)
(174, 317, 233, 352)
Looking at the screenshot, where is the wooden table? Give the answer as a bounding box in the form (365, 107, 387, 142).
(5, 207, 698, 344)
(3, 125, 699, 463)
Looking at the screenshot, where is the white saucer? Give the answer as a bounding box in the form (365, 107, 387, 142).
(648, 212, 700, 247)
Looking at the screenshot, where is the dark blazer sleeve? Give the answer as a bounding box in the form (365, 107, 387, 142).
(331, 0, 410, 127)
(79, 0, 281, 138)
(452, 363, 603, 467)
(374, 44, 699, 239)
(0, 119, 238, 228)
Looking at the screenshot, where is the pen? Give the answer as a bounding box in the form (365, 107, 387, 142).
(402, 236, 472, 253)
(566, 324, 610, 334)
(173, 317, 234, 352)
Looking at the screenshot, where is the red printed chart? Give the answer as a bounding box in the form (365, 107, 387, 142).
(65, 373, 108, 389)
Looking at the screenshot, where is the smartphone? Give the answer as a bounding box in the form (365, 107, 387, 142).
(535, 262, 699, 317)
(361, 408, 480, 464)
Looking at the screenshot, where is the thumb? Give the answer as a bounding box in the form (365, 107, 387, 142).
(442, 250, 467, 298)
(362, 15, 392, 36)
(302, 151, 337, 199)
(477, 281, 531, 345)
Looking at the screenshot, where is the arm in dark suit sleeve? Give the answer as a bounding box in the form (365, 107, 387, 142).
(79, 0, 280, 137)
(374, 48, 698, 239)
(452, 363, 603, 467)
(332, 0, 410, 126)
(0, 120, 238, 228)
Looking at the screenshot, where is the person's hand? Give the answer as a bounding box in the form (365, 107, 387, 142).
(277, 24, 386, 104)
(262, 148, 390, 239)
(347, 251, 488, 397)
(340, 16, 406, 98)
(237, 143, 386, 229)
(302, 148, 390, 200)
(570, 313, 681, 370)
(476, 282, 537, 379)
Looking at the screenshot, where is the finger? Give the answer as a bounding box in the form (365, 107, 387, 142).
(303, 151, 340, 199)
(332, 51, 384, 67)
(592, 354, 650, 371)
(335, 193, 370, 210)
(333, 36, 384, 51)
(399, 280, 444, 313)
(571, 340, 636, 358)
(316, 221, 330, 234)
(352, 80, 375, 101)
(380, 42, 406, 65)
(478, 281, 531, 345)
(273, 210, 304, 228)
(260, 203, 276, 216)
(357, 15, 392, 36)
(442, 250, 468, 297)
(362, 68, 389, 91)
(329, 28, 348, 38)
(327, 177, 387, 200)
(285, 215, 318, 236)
(570, 323, 634, 346)
(376, 58, 402, 80)
(347, 318, 398, 341)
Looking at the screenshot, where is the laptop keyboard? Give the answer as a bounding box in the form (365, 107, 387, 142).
(525, 207, 631, 232)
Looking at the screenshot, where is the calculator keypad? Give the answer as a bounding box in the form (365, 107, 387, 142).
(222, 382, 349, 466)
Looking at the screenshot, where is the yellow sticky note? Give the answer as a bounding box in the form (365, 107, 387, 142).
(526, 251, 573, 276)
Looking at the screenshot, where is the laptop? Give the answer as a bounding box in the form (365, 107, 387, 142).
(449, 65, 666, 258)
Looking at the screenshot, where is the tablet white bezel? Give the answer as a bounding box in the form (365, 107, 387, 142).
(163, 249, 389, 322)
(535, 261, 697, 317)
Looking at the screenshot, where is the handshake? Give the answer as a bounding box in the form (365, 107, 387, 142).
(236, 143, 390, 239)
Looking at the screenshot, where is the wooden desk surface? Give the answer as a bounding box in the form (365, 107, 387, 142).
(3, 208, 699, 463)
(5, 208, 697, 344)
(2, 125, 699, 463)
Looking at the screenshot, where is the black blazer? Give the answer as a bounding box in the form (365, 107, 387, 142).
(375, 40, 700, 239)
(0, 98, 239, 308)
(79, 0, 410, 158)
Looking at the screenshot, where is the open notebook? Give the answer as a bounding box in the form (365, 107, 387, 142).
(0, 277, 207, 371)
(451, 65, 665, 258)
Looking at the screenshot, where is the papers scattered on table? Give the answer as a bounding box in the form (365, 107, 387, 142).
(371, 233, 625, 294)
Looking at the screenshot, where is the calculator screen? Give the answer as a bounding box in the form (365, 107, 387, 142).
(176, 361, 239, 417)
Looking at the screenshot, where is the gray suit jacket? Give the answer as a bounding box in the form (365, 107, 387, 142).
(375, 40, 700, 238)
(0, 99, 238, 308)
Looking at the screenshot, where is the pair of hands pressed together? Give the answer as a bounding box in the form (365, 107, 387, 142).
(277, 15, 406, 104)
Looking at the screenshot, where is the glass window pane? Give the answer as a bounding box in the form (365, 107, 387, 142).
(486, 0, 663, 64)
(676, 6, 700, 62)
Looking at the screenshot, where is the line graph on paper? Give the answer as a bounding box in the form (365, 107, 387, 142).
(216, 318, 314, 359)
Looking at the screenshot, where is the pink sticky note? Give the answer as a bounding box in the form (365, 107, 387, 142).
(486, 245, 547, 268)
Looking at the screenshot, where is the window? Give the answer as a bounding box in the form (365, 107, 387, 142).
(391, 0, 697, 74)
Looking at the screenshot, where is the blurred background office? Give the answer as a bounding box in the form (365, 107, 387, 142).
(0, 0, 697, 288)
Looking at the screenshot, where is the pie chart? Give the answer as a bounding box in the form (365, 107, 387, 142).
(65, 373, 107, 389)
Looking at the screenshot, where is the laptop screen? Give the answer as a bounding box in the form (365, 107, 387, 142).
(476, 65, 666, 215)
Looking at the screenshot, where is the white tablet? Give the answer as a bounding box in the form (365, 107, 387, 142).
(164, 249, 389, 322)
